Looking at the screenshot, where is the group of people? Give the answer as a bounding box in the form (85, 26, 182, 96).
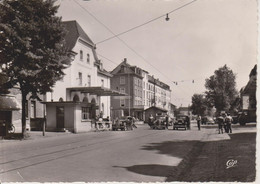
(217, 112, 233, 134)
(196, 112, 233, 134)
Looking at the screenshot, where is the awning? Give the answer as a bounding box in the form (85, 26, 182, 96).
(144, 106, 168, 112)
(0, 95, 21, 111)
(66, 86, 127, 96)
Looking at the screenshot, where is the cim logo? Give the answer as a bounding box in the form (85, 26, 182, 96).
(226, 159, 238, 169)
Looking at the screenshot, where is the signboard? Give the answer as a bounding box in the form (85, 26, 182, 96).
(242, 95, 250, 110)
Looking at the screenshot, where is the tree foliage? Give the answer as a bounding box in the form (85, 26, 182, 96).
(191, 94, 207, 116)
(205, 65, 238, 113)
(0, 0, 70, 136)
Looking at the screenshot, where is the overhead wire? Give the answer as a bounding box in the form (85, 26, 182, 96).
(73, 0, 198, 102)
(95, 0, 198, 45)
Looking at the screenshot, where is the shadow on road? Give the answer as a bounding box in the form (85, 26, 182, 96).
(113, 140, 201, 181)
(113, 164, 173, 177)
(113, 133, 256, 182)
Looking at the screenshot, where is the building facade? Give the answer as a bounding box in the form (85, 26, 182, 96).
(240, 64, 257, 122)
(45, 20, 122, 132)
(110, 58, 144, 120)
(110, 58, 172, 121)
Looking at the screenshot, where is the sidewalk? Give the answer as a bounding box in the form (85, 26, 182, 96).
(166, 123, 257, 182)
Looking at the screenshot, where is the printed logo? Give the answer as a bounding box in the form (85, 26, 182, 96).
(226, 159, 238, 169)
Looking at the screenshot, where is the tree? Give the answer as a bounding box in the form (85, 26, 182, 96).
(190, 94, 207, 116)
(205, 65, 238, 114)
(0, 0, 70, 137)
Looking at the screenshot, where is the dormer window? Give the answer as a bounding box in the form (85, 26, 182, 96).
(80, 50, 83, 61)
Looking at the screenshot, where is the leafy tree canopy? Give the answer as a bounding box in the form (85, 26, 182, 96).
(0, 0, 71, 136)
(205, 65, 238, 113)
(0, 0, 70, 98)
(191, 94, 207, 116)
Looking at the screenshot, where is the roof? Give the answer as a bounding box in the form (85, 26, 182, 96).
(66, 86, 127, 96)
(178, 107, 190, 111)
(144, 106, 168, 112)
(0, 95, 21, 111)
(63, 20, 95, 50)
(148, 75, 170, 91)
(110, 59, 143, 78)
(97, 69, 113, 78)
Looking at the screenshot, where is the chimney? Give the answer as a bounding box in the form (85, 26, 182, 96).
(123, 58, 127, 63)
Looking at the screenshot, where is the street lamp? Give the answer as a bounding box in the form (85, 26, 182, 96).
(165, 13, 170, 21)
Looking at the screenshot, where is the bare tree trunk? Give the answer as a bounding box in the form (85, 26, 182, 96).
(21, 90, 27, 138)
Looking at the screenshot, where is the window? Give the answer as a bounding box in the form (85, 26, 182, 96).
(80, 50, 83, 61)
(120, 88, 125, 93)
(78, 72, 82, 86)
(87, 53, 90, 63)
(120, 76, 125, 84)
(120, 98, 125, 107)
(82, 107, 90, 120)
(101, 79, 104, 87)
(30, 101, 36, 118)
(87, 75, 91, 87)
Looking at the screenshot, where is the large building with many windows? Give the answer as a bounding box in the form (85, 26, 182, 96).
(44, 20, 123, 132)
(110, 58, 171, 121)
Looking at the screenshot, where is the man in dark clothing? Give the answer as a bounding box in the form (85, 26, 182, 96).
(186, 116, 190, 130)
(196, 115, 201, 130)
(217, 114, 225, 134)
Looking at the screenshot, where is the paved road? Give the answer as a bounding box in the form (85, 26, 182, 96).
(0, 122, 228, 182)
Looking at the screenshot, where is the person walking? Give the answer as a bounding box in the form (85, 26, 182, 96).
(186, 116, 191, 130)
(225, 113, 233, 133)
(217, 113, 225, 134)
(148, 114, 154, 127)
(196, 115, 201, 130)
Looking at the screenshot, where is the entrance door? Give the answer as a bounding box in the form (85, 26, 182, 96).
(56, 107, 64, 129)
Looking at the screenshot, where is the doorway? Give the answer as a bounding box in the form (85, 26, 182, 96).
(56, 106, 64, 129)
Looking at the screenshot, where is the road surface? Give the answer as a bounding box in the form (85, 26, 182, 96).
(0, 122, 222, 182)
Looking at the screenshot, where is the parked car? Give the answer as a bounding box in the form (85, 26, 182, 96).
(149, 113, 168, 130)
(202, 116, 215, 125)
(112, 116, 134, 131)
(173, 115, 189, 130)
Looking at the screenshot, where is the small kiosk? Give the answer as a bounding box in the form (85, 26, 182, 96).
(44, 87, 126, 133)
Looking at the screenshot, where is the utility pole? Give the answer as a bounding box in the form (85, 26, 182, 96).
(153, 75, 156, 107)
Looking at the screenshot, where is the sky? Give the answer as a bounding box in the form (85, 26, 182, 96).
(57, 0, 258, 107)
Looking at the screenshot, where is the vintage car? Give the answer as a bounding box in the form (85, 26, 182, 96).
(149, 113, 169, 130)
(201, 116, 215, 125)
(95, 118, 112, 131)
(112, 116, 135, 131)
(173, 115, 189, 130)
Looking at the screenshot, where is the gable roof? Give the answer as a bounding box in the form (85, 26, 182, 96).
(63, 20, 95, 50)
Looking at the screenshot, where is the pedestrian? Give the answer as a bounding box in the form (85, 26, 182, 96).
(148, 114, 154, 127)
(217, 113, 225, 134)
(165, 114, 169, 129)
(196, 115, 201, 130)
(222, 113, 228, 133)
(186, 116, 190, 130)
(225, 113, 233, 133)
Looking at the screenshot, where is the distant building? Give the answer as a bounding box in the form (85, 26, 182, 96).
(0, 73, 44, 132)
(110, 58, 171, 121)
(240, 64, 256, 122)
(177, 106, 191, 116)
(110, 58, 144, 120)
